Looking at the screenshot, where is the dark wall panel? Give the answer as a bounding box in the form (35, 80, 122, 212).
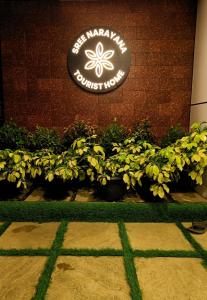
(0, 0, 197, 138)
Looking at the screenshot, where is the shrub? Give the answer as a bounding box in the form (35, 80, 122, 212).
(0, 122, 206, 201)
(0, 149, 33, 189)
(71, 135, 107, 184)
(63, 120, 97, 149)
(29, 126, 62, 153)
(0, 122, 29, 150)
(30, 149, 80, 184)
(100, 123, 207, 199)
(99, 122, 127, 156)
(131, 120, 154, 143)
(161, 124, 186, 148)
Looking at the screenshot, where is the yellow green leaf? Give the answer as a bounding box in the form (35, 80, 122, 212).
(123, 173, 130, 186)
(101, 178, 107, 185)
(158, 186, 165, 198)
(0, 162, 6, 169)
(13, 154, 21, 163)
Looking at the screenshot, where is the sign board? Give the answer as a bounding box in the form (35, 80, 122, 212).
(68, 28, 131, 93)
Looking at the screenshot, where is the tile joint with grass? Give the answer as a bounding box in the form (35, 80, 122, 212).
(118, 222, 142, 300)
(32, 221, 68, 300)
(176, 222, 207, 266)
(0, 222, 11, 237)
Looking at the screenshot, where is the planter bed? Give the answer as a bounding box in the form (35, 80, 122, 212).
(24, 186, 207, 204)
(0, 201, 207, 222)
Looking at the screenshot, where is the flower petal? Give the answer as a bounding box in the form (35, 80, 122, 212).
(102, 60, 114, 70)
(85, 50, 97, 60)
(84, 60, 97, 70)
(96, 42, 104, 58)
(95, 62, 103, 78)
(102, 49, 114, 60)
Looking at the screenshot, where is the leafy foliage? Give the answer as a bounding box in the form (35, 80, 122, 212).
(131, 120, 154, 143)
(99, 123, 127, 156)
(0, 149, 33, 189)
(71, 135, 107, 185)
(0, 122, 206, 201)
(96, 123, 207, 199)
(29, 126, 62, 153)
(161, 124, 186, 148)
(0, 122, 29, 150)
(63, 120, 97, 149)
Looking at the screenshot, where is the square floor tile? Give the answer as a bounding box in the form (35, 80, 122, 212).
(171, 192, 207, 203)
(47, 256, 130, 300)
(125, 223, 193, 250)
(63, 222, 122, 249)
(25, 187, 45, 201)
(75, 188, 96, 202)
(135, 257, 207, 300)
(182, 222, 207, 250)
(25, 187, 73, 201)
(0, 222, 60, 249)
(0, 256, 47, 300)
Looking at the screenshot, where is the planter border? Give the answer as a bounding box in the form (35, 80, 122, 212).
(0, 201, 207, 222)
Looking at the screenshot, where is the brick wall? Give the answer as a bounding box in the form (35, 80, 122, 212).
(0, 0, 197, 138)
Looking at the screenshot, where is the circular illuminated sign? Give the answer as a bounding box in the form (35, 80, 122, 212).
(68, 28, 131, 93)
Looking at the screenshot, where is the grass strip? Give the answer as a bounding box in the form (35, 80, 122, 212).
(0, 221, 11, 236)
(0, 248, 51, 256)
(0, 201, 207, 222)
(118, 222, 142, 300)
(176, 222, 207, 264)
(60, 248, 123, 256)
(133, 249, 200, 258)
(32, 221, 68, 300)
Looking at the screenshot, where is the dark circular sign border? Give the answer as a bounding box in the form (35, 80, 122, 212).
(67, 27, 131, 94)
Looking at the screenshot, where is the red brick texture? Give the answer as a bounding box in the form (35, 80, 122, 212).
(0, 0, 197, 138)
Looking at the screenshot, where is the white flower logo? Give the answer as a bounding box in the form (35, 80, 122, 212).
(84, 42, 114, 78)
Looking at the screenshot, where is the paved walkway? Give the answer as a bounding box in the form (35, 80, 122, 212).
(25, 186, 207, 203)
(0, 221, 206, 299)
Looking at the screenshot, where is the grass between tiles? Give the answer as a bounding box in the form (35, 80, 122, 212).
(118, 222, 142, 300)
(0, 221, 11, 236)
(176, 222, 207, 267)
(60, 248, 123, 256)
(133, 249, 200, 258)
(32, 221, 68, 300)
(0, 221, 206, 299)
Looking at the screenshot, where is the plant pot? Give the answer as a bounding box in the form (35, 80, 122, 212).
(42, 178, 70, 200)
(0, 181, 33, 201)
(136, 177, 171, 202)
(168, 171, 195, 193)
(95, 177, 126, 202)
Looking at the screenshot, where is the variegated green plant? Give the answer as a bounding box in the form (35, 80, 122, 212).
(0, 149, 32, 189)
(71, 135, 108, 185)
(30, 149, 80, 183)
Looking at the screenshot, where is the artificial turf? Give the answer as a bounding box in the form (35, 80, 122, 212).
(32, 221, 68, 300)
(0, 201, 207, 222)
(0, 220, 206, 299)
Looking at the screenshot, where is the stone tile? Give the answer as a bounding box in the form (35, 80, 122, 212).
(25, 187, 73, 201)
(63, 222, 122, 249)
(182, 222, 207, 250)
(171, 192, 207, 203)
(123, 192, 145, 203)
(75, 188, 96, 202)
(25, 187, 45, 201)
(47, 256, 130, 300)
(0, 256, 47, 300)
(135, 257, 207, 300)
(126, 223, 193, 250)
(0, 222, 60, 249)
